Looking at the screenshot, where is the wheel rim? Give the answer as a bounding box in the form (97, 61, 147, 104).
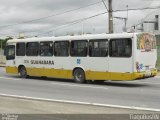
(20, 68, 26, 77)
(75, 71, 83, 82)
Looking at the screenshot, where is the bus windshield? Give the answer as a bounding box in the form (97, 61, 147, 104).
(6, 45, 15, 60)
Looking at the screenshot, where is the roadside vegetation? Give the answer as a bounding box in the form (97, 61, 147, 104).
(0, 37, 13, 50)
(157, 45, 160, 71)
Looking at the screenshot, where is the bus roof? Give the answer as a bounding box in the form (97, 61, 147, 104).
(7, 32, 150, 43)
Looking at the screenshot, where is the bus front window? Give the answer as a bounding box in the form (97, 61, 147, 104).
(6, 45, 15, 60)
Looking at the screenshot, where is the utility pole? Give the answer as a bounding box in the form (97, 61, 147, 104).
(108, 0, 113, 33)
(102, 0, 113, 33)
(126, 5, 128, 27)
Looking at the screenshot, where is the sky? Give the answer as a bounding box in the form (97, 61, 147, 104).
(0, 0, 160, 37)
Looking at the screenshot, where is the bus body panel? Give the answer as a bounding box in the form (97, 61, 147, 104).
(133, 33, 157, 78)
(86, 57, 109, 80)
(108, 58, 133, 80)
(5, 33, 157, 81)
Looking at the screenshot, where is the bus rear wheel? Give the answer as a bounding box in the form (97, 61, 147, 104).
(19, 66, 28, 78)
(73, 68, 85, 83)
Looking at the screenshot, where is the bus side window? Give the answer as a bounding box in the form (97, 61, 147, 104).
(89, 39, 108, 57)
(16, 42, 25, 56)
(125, 45, 131, 56)
(26, 42, 39, 56)
(54, 41, 69, 57)
(70, 40, 88, 57)
(40, 41, 53, 56)
(109, 38, 132, 57)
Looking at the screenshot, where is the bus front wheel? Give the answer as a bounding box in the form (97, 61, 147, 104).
(19, 66, 28, 78)
(73, 68, 85, 83)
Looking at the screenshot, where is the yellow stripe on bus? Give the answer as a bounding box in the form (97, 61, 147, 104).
(6, 67, 157, 81)
(6, 66, 18, 74)
(26, 67, 73, 79)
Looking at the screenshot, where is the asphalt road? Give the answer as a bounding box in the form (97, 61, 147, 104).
(0, 67, 160, 112)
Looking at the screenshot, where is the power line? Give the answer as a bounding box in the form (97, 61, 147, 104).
(36, 5, 160, 36)
(36, 12, 108, 36)
(5, 5, 160, 36)
(113, 5, 160, 12)
(1, 3, 160, 36)
(0, 0, 105, 29)
(101, 0, 109, 12)
(0, 11, 108, 37)
(129, 8, 160, 29)
(1, 4, 159, 30)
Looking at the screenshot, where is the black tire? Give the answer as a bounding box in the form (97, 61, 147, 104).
(94, 80, 105, 84)
(86, 80, 94, 84)
(73, 68, 85, 83)
(19, 66, 28, 78)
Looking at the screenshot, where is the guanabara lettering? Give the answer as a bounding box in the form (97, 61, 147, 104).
(30, 60, 54, 65)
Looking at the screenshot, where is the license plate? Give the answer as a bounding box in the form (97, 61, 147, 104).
(145, 66, 149, 70)
(145, 70, 151, 77)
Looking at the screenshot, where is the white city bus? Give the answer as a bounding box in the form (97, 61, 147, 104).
(5, 32, 157, 83)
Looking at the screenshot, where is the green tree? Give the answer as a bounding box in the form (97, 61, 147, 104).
(0, 37, 13, 49)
